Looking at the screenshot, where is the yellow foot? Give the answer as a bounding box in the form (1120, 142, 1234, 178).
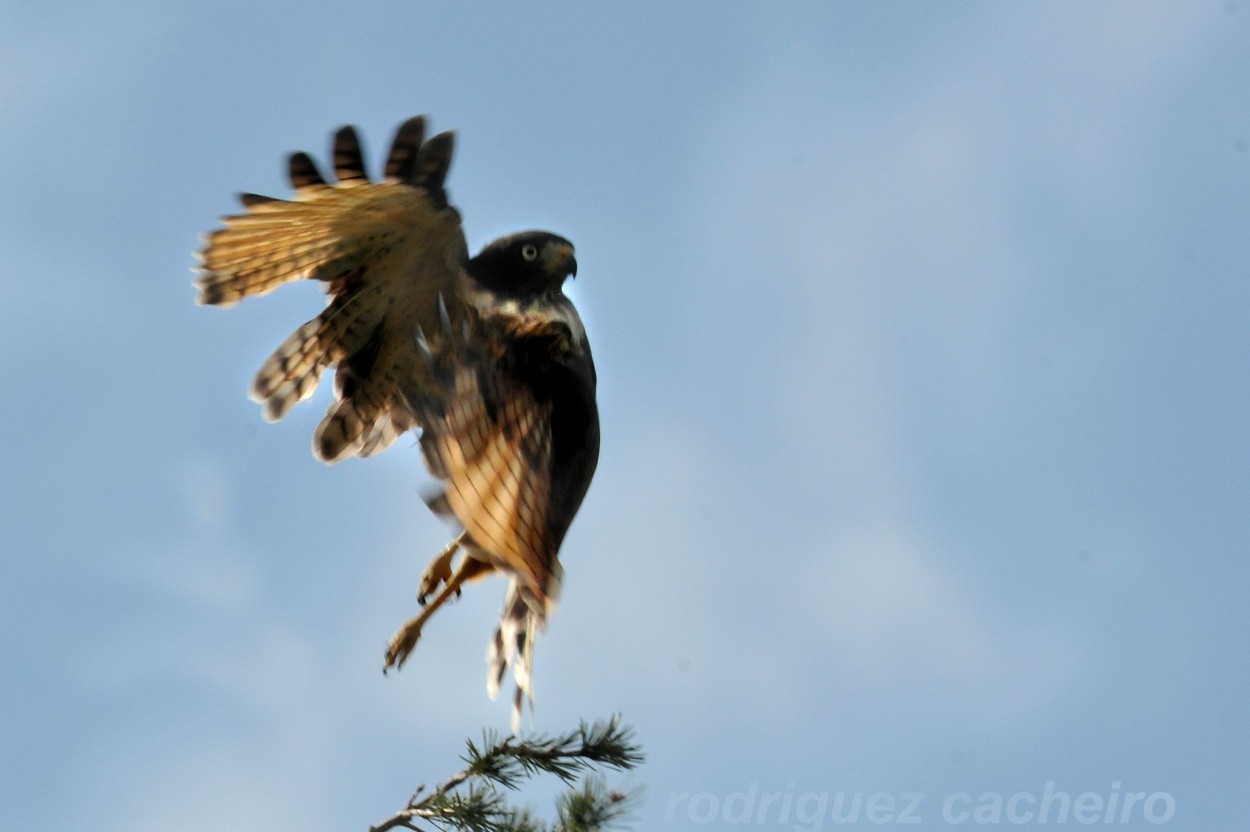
(384, 616, 424, 674)
(417, 536, 462, 604)
(383, 542, 478, 675)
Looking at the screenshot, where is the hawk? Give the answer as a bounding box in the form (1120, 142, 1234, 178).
(194, 115, 599, 727)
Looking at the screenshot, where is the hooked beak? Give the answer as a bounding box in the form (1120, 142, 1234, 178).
(546, 242, 577, 279)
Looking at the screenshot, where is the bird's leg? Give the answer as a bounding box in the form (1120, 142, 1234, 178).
(384, 552, 495, 673)
(417, 533, 464, 604)
(385, 570, 467, 674)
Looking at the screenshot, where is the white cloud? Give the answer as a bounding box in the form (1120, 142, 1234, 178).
(807, 524, 1087, 725)
(179, 457, 232, 532)
(651, 3, 1215, 744)
(79, 457, 514, 831)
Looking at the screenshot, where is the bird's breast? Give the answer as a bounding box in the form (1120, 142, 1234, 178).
(467, 287, 588, 354)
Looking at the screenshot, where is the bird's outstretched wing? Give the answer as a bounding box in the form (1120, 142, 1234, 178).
(195, 116, 470, 462)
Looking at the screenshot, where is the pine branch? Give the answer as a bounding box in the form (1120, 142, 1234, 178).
(555, 776, 642, 832)
(368, 716, 644, 832)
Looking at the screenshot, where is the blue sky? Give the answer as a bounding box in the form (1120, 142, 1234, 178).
(3, 2, 1247, 830)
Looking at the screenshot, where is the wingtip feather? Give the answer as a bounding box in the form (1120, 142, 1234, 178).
(385, 114, 427, 184)
(332, 124, 369, 184)
(413, 131, 455, 207)
(287, 151, 326, 189)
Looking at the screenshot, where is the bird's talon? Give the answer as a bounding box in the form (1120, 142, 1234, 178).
(384, 618, 424, 673)
(416, 540, 460, 601)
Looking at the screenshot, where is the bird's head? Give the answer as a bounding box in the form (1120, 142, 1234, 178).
(470, 231, 577, 297)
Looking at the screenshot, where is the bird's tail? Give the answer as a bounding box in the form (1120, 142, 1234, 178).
(487, 579, 546, 732)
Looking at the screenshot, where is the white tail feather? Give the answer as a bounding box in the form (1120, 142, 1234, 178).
(487, 579, 543, 732)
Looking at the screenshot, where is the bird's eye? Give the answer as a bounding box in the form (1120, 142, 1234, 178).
(521, 243, 539, 261)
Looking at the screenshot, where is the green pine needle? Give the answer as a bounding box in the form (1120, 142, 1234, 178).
(369, 716, 644, 832)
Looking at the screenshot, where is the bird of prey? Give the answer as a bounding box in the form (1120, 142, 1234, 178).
(194, 115, 599, 727)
